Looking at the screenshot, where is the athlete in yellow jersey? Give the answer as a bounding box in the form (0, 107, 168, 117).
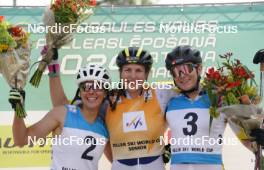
(106, 47, 176, 170)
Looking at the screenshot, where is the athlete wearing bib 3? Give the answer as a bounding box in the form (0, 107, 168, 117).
(164, 45, 264, 170)
(106, 47, 176, 170)
(9, 64, 111, 170)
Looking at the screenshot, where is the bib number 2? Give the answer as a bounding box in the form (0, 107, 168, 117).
(81, 136, 96, 160)
(183, 112, 198, 136)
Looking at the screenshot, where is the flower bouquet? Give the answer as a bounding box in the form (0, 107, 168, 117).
(30, 0, 96, 87)
(0, 16, 31, 118)
(218, 104, 264, 170)
(203, 52, 264, 169)
(203, 52, 260, 119)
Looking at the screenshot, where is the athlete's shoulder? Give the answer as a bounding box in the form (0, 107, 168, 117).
(154, 85, 179, 100)
(46, 105, 67, 125)
(166, 94, 186, 108)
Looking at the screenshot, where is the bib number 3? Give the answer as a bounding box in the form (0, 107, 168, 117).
(183, 112, 198, 136)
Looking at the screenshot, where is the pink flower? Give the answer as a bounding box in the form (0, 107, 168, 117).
(41, 45, 48, 55)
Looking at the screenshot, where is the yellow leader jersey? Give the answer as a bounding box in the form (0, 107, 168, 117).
(105, 88, 176, 160)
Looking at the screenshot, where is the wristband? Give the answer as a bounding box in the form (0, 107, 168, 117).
(48, 63, 60, 77)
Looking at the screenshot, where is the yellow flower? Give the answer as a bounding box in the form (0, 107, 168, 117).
(0, 44, 9, 52)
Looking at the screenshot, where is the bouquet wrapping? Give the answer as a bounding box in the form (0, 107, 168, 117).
(0, 16, 31, 118)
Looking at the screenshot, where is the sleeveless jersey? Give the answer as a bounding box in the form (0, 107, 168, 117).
(105, 88, 176, 160)
(51, 105, 109, 170)
(166, 93, 226, 170)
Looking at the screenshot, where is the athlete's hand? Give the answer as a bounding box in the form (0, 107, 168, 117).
(250, 128, 264, 146)
(8, 89, 25, 109)
(163, 144, 171, 163)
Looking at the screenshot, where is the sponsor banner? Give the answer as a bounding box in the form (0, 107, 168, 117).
(0, 125, 51, 168)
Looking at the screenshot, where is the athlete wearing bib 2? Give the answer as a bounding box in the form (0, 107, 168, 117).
(105, 47, 176, 170)
(10, 64, 111, 170)
(164, 45, 264, 170)
(47, 50, 113, 162)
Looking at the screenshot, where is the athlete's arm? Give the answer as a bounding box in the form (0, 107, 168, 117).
(104, 141, 113, 162)
(12, 106, 65, 147)
(49, 75, 69, 106)
(47, 48, 69, 107)
(155, 86, 178, 113)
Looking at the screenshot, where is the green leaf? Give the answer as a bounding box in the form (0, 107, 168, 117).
(209, 115, 213, 135)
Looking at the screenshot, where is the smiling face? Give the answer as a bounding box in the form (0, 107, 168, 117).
(79, 81, 106, 112)
(172, 63, 202, 91)
(120, 64, 148, 94)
